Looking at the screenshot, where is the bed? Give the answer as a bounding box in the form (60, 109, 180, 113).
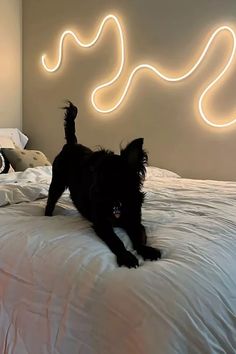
(0, 165, 236, 354)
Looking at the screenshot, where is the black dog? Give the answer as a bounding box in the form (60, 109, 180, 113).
(45, 101, 161, 268)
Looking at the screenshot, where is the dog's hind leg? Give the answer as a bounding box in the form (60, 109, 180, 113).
(45, 174, 66, 216)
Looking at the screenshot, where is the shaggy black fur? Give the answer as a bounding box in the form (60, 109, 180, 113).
(45, 101, 161, 268)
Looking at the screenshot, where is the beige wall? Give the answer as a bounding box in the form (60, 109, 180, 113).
(0, 0, 22, 128)
(23, 0, 236, 180)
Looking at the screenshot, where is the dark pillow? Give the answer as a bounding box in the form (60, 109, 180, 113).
(0, 150, 10, 174)
(2, 148, 51, 172)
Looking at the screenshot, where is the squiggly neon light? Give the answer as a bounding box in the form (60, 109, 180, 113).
(41, 14, 236, 128)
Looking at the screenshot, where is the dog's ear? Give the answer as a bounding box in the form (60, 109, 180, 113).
(120, 138, 147, 175)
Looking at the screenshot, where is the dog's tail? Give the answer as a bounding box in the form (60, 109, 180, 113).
(63, 101, 78, 144)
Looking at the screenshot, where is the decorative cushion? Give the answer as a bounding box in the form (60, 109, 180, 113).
(2, 148, 51, 172)
(0, 151, 10, 174)
(0, 137, 14, 174)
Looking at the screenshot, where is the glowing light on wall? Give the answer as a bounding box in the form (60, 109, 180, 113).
(41, 14, 236, 128)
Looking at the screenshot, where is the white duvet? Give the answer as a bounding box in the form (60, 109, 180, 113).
(0, 167, 236, 354)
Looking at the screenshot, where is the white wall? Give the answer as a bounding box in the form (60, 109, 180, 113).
(0, 0, 22, 129)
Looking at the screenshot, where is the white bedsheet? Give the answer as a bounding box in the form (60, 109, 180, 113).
(0, 167, 236, 354)
(0, 167, 51, 206)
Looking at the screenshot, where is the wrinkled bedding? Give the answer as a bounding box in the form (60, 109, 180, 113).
(0, 166, 236, 354)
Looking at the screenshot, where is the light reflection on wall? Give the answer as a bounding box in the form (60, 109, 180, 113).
(41, 14, 236, 128)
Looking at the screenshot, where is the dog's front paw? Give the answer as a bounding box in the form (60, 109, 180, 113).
(45, 206, 53, 216)
(45, 210, 53, 216)
(138, 246, 161, 261)
(117, 251, 139, 268)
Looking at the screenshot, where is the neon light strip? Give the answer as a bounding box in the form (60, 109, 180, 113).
(42, 14, 236, 128)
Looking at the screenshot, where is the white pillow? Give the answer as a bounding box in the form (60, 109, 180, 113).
(0, 129, 28, 148)
(0, 136, 15, 148)
(146, 166, 181, 179)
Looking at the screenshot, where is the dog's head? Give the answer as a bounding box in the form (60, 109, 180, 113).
(92, 138, 147, 217)
(120, 138, 147, 181)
